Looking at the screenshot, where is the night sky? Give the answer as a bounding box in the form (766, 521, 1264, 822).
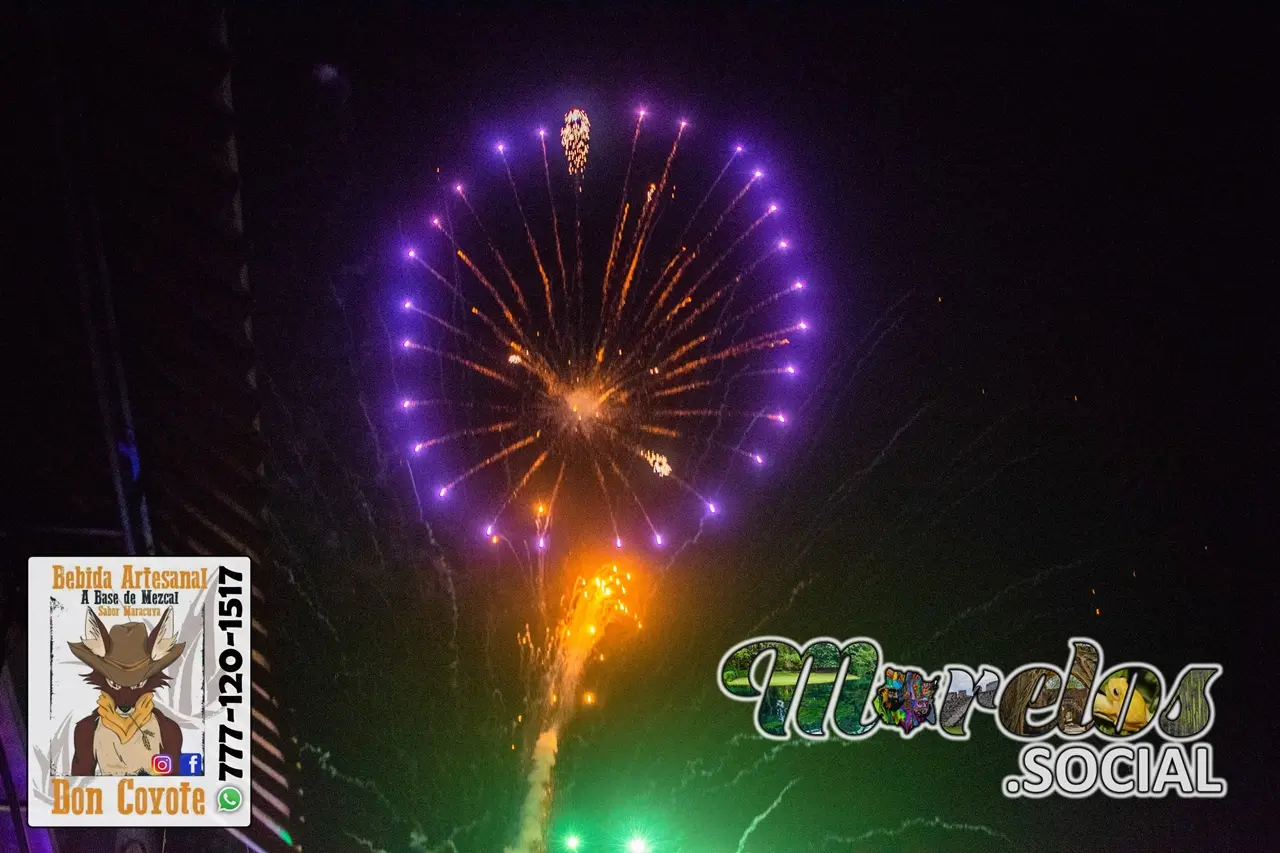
(221, 6, 1269, 852)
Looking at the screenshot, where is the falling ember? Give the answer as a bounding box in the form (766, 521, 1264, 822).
(642, 450, 673, 478)
(561, 108, 590, 177)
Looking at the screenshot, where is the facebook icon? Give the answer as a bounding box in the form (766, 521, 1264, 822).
(179, 753, 204, 776)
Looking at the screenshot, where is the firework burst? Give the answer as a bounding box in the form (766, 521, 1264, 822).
(560, 108, 590, 178)
(402, 106, 807, 552)
(508, 561, 642, 853)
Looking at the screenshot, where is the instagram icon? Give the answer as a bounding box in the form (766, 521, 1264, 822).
(150, 754, 174, 775)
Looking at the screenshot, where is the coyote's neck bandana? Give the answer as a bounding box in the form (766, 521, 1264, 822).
(96, 691, 154, 743)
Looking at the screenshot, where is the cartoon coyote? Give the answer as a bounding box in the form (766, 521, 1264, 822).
(69, 607, 185, 775)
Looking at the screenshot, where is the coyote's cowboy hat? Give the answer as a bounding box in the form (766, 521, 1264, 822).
(69, 607, 185, 687)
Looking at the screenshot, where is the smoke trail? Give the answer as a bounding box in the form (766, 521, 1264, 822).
(507, 564, 641, 853)
(344, 833, 391, 853)
(734, 777, 800, 853)
(301, 742, 401, 818)
(824, 815, 1010, 847)
(912, 551, 1099, 656)
(505, 728, 559, 853)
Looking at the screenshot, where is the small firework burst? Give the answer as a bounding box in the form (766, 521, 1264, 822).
(561, 108, 591, 177)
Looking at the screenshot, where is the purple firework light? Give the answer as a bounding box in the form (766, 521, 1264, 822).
(398, 106, 810, 551)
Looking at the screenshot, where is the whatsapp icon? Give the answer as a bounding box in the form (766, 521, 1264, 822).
(216, 786, 243, 812)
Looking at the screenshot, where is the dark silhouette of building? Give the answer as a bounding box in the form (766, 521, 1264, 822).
(4, 6, 300, 853)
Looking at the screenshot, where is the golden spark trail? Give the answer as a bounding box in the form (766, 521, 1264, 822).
(490, 447, 552, 522)
(601, 219, 782, 387)
(450, 307, 557, 391)
(414, 421, 517, 452)
(663, 208, 776, 327)
(649, 248, 690, 310)
(651, 379, 715, 399)
(441, 432, 540, 493)
(638, 424, 681, 438)
(403, 341, 520, 388)
(611, 126, 686, 340)
(500, 149, 557, 335)
(663, 241, 785, 345)
(539, 130, 568, 344)
(434, 224, 528, 342)
(663, 324, 802, 380)
(601, 112, 645, 323)
(546, 459, 567, 520)
(596, 199, 633, 364)
(653, 408, 777, 420)
(615, 186, 772, 378)
(457, 189, 532, 318)
(636, 249, 699, 335)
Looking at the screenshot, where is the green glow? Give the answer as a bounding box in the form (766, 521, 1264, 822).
(566, 836, 580, 851)
(627, 839, 647, 853)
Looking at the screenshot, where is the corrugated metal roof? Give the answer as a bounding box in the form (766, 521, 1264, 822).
(5, 6, 303, 853)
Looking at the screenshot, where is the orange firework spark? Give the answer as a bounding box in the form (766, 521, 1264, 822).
(402, 106, 806, 550)
(507, 560, 642, 853)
